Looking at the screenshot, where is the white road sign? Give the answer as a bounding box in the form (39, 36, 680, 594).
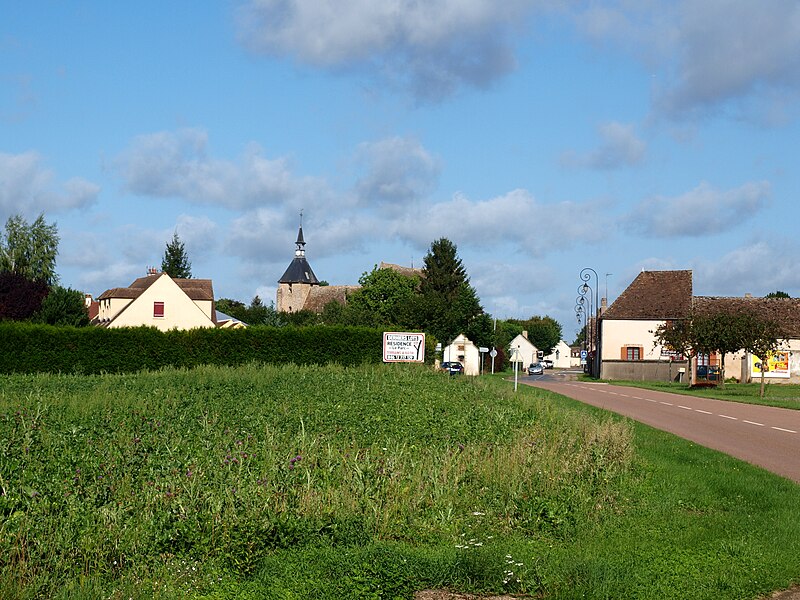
(383, 332, 425, 363)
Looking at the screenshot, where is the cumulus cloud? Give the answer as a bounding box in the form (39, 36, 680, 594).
(116, 128, 335, 211)
(573, 0, 800, 120)
(692, 240, 800, 297)
(173, 214, 219, 260)
(0, 151, 99, 216)
(560, 121, 646, 169)
(354, 136, 441, 206)
(391, 189, 614, 254)
(235, 0, 541, 101)
(625, 181, 771, 238)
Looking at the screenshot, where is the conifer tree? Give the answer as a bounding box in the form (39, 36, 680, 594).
(161, 232, 192, 278)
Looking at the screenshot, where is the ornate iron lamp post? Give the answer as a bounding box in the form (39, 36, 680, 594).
(579, 268, 600, 377)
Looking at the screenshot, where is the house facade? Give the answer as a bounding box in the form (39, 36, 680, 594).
(508, 332, 540, 371)
(544, 340, 579, 369)
(600, 270, 693, 382)
(442, 333, 481, 376)
(600, 270, 800, 383)
(96, 271, 216, 331)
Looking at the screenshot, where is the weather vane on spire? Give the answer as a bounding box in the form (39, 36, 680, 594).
(299, 208, 304, 227)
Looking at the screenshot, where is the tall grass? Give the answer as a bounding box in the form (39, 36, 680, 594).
(0, 363, 634, 598)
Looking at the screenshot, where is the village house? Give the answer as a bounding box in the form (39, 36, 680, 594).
(95, 270, 217, 331)
(508, 331, 540, 372)
(599, 270, 800, 383)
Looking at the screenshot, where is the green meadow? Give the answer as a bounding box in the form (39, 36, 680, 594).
(1, 363, 799, 599)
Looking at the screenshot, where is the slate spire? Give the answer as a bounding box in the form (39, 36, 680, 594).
(278, 222, 319, 285)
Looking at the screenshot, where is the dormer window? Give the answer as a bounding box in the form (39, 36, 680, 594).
(154, 301, 165, 318)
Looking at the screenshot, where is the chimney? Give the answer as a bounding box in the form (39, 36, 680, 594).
(601, 297, 608, 314)
(522, 330, 528, 340)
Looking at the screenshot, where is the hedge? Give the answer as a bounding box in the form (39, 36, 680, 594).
(0, 323, 394, 375)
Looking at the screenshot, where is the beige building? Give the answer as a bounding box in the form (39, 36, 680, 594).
(508, 332, 540, 370)
(442, 334, 481, 376)
(600, 270, 800, 383)
(96, 271, 216, 331)
(544, 340, 579, 369)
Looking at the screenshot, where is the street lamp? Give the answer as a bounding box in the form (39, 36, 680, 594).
(579, 268, 600, 377)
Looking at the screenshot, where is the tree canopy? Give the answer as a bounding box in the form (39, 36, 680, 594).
(161, 232, 192, 279)
(504, 316, 562, 355)
(653, 310, 784, 388)
(0, 271, 49, 321)
(216, 296, 285, 327)
(33, 286, 90, 327)
(0, 213, 59, 285)
(346, 266, 420, 327)
(416, 238, 486, 345)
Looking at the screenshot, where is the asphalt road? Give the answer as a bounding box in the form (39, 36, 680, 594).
(520, 371, 800, 484)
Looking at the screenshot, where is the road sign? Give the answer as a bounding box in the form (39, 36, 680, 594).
(383, 332, 425, 362)
(479, 347, 489, 353)
(580, 350, 588, 359)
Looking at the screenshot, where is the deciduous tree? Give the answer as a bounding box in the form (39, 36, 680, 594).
(0, 271, 49, 321)
(0, 213, 59, 285)
(33, 286, 89, 327)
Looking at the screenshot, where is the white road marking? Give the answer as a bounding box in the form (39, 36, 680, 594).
(554, 383, 800, 438)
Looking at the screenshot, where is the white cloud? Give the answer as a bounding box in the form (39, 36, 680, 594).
(692, 240, 800, 297)
(0, 151, 99, 216)
(625, 181, 771, 238)
(116, 129, 334, 211)
(354, 136, 441, 205)
(391, 189, 614, 254)
(235, 0, 543, 101)
(573, 1, 800, 121)
(560, 121, 646, 169)
(174, 214, 219, 260)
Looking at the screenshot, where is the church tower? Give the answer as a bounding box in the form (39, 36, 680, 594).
(276, 224, 319, 313)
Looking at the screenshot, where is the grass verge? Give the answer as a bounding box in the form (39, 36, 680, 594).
(0, 364, 798, 599)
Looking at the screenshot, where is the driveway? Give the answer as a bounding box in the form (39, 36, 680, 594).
(520, 372, 800, 484)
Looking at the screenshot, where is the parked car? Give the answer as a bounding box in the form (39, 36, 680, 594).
(542, 359, 554, 369)
(529, 362, 544, 375)
(441, 361, 464, 375)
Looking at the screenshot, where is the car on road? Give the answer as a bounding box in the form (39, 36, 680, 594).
(542, 359, 554, 369)
(529, 362, 544, 375)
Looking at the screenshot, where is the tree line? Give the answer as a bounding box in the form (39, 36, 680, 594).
(1, 214, 562, 365)
(0, 215, 195, 326)
(217, 238, 563, 363)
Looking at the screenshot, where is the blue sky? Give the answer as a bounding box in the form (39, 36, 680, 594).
(3, 1, 800, 340)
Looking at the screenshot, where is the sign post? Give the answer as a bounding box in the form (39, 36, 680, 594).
(383, 332, 425, 363)
(478, 347, 489, 375)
